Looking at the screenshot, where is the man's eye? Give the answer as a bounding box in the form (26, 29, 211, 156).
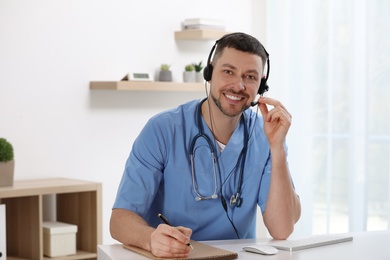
(224, 70, 233, 75)
(246, 75, 256, 80)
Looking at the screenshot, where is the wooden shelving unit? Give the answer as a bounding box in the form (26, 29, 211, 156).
(90, 81, 204, 92)
(0, 178, 102, 260)
(174, 29, 228, 40)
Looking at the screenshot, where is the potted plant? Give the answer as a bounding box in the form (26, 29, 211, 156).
(0, 137, 15, 187)
(192, 61, 204, 83)
(159, 64, 172, 82)
(183, 64, 195, 82)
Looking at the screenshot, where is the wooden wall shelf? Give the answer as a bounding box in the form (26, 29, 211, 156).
(90, 81, 204, 92)
(174, 29, 228, 40)
(0, 178, 102, 260)
(90, 29, 227, 92)
(90, 29, 226, 92)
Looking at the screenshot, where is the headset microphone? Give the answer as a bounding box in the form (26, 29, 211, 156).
(250, 100, 259, 107)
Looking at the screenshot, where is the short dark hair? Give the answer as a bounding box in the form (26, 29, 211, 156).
(212, 32, 268, 68)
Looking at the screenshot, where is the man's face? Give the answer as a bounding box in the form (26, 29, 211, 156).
(209, 47, 263, 118)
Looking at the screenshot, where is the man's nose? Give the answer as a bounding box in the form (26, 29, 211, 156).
(232, 76, 245, 90)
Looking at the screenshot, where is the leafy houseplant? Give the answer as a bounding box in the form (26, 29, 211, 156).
(183, 64, 195, 82)
(159, 64, 172, 82)
(192, 61, 203, 73)
(0, 137, 15, 187)
(160, 64, 171, 71)
(185, 64, 195, 72)
(192, 61, 204, 82)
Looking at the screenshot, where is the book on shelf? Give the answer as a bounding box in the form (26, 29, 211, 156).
(184, 24, 226, 30)
(183, 18, 225, 27)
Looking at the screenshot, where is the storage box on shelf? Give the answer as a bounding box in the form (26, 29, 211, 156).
(0, 178, 102, 260)
(0, 204, 5, 259)
(43, 221, 78, 257)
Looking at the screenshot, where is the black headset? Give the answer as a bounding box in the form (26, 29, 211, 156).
(203, 33, 270, 96)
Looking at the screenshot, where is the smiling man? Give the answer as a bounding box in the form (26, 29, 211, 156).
(110, 32, 301, 259)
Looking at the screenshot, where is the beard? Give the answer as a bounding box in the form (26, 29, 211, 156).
(210, 91, 249, 118)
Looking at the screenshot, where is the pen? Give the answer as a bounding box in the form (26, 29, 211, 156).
(158, 213, 194, 249)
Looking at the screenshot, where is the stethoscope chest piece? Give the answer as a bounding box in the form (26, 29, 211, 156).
(230, 193, 242, 207)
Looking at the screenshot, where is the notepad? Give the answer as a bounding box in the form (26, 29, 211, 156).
(268, 234, 353, 252)
(123, 240, 238, 260)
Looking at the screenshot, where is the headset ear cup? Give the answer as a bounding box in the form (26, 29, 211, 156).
(203, 64, 213, 81)
(258, 78, 269, 95)
(258, 78, 266, 95)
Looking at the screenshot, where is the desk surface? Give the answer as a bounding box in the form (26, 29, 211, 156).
(98, 231, 390, 260)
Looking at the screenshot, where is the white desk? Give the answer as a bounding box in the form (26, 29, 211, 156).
(98, 231, 390, 260)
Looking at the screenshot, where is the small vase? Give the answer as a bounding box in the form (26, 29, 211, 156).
(195, 72, 204, 83)
(159, 70, 172, 82)
(183, 71, 195, 82)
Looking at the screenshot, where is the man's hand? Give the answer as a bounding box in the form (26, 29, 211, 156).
(110, 209, 193, 257)
(150, 224, 193, 258)
(257, 96, 292, 147)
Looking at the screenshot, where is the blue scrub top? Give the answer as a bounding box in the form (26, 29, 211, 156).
(113, 99, 277, 240)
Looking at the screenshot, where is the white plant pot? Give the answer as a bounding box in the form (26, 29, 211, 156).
(195, 72, 204, 83)
(183, 71, 195, 82)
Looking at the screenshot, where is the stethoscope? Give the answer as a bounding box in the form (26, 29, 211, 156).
(189, 98, 249, 208)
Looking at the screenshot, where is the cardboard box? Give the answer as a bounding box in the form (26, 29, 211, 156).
(43, 221, 77, 257)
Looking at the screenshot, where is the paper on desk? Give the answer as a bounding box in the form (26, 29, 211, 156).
(123, 240, 238, 260)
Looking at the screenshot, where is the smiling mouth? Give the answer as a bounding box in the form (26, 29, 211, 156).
(225, 94, 243, 101)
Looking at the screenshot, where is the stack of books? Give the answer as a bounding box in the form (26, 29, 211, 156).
(183, 18, 225, 31)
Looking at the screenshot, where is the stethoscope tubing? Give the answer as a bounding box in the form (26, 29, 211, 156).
(189, 98, 248, 207)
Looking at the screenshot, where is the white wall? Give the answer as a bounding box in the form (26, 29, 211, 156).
(0, 0, 264, 244)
